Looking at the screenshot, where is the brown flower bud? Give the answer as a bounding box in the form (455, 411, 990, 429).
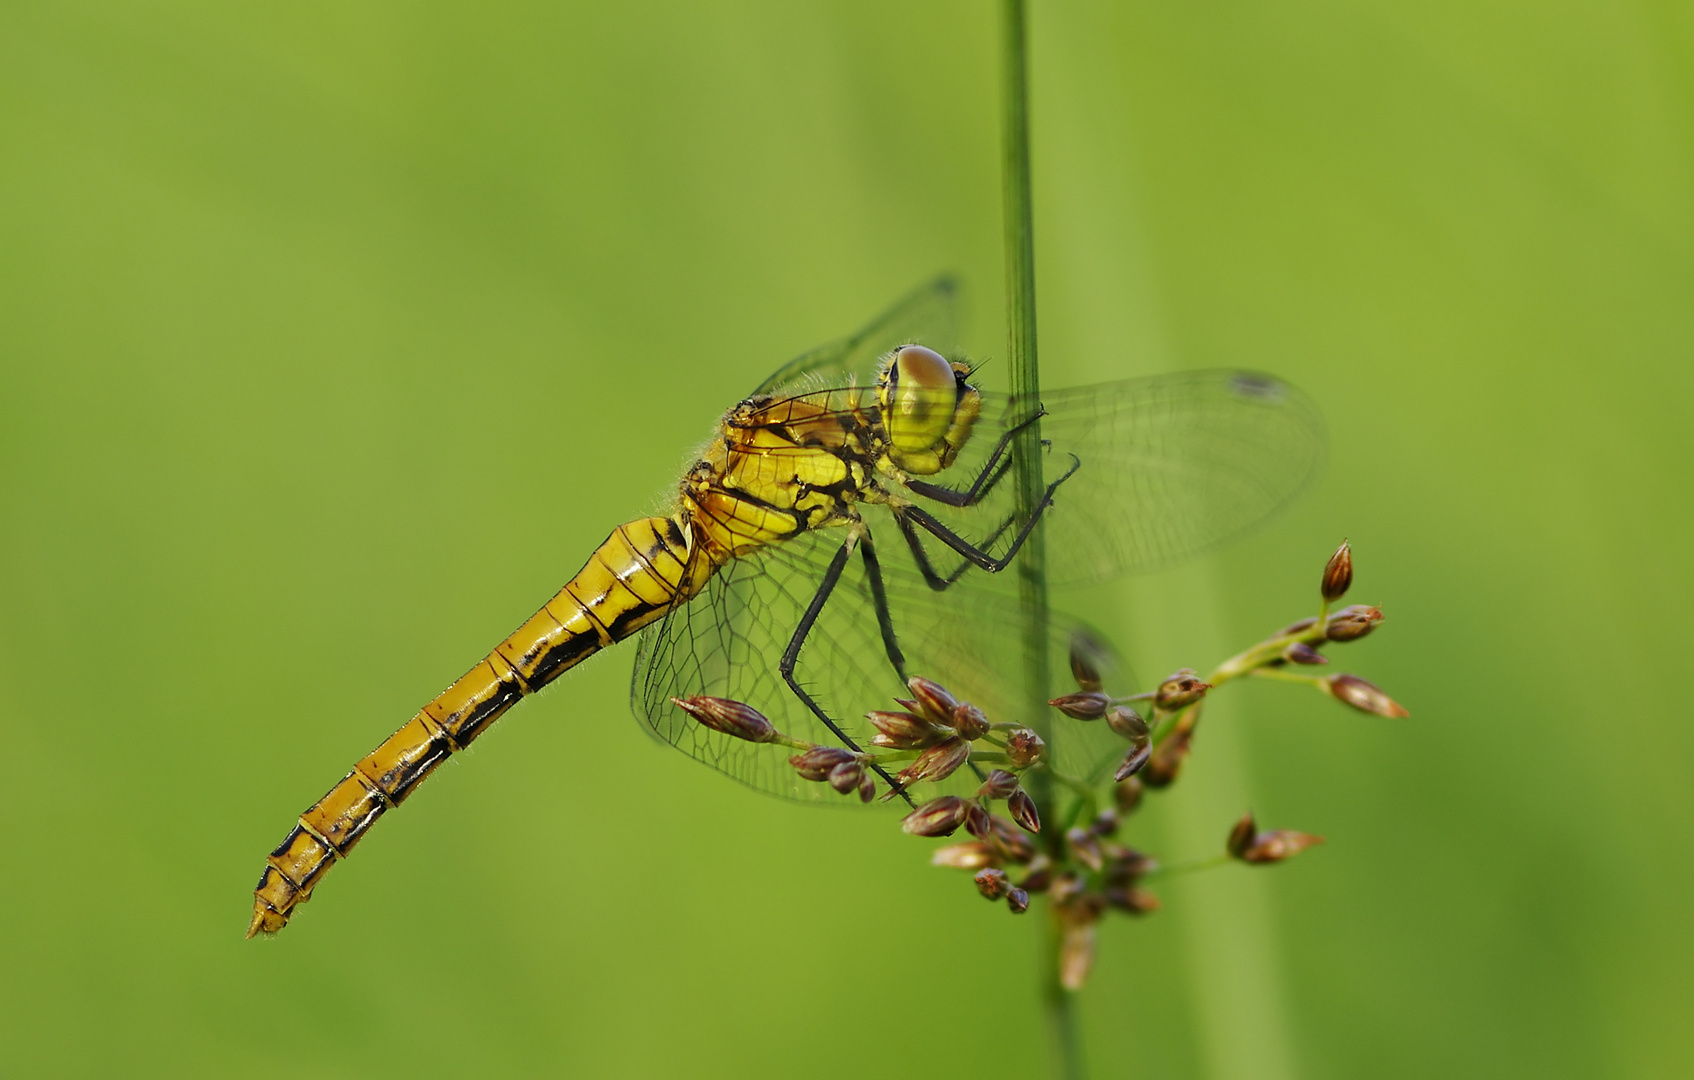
(1227, 813, 1257, 858)
(1322, 540, 1353, 602)
(1105, 886, 1161, 915)
(867, 710, 940, 750)
(1019, 854, 1053, 892)
(857, 772, 876, 803)
(988, 815, 1037, 863)
(1067, 827, 1104, 872)
(1323, 673, 1409, 718)
(1325, 604, 1384, 643)
(1241, 830, 1325, 864)
(895, 736, 971, 786)
(1005, 727, 1046, 767)
(1059, 920, 1097, 991)
(1048, 691, 1110, 720)
(1114, 741, 1152, 782)
(1282, 641, 1328, 665)
(1106, 705, 1147, 741)
(827, 760, 863, 795)
(931, 842, 995, 869)
(977, 769, 1020, 800)
(1113, 775, 1144, 813)
(789, 745, 858, 781)
(901, 796, 970, 837)
(1006, 887, 1031, 914)
(1278, 615, 1319, 637)
(1155, 668, 1211, 712)
(1008, 789, 1041, 833)
(974, 866, 1010, 900)
(1069, 630, 1107, 692)
(1091, 808, 1120, 837)
(1143, 708, 1199, 788)
(964, 801, 992, 839)
(952, 702, 990, 740)
(906, 676, 959, 725)
(672, 696, 779, 743)
(1050, 872, 1087, 904)
(1103, 845, 1156, 883)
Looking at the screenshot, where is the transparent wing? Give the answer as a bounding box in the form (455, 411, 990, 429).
(909, 370, 1328, 586)
(754, 276, 960, 398)
(630, 528, 1132, 803)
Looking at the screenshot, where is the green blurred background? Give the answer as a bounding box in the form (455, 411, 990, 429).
(3, 1, 1690, 1076)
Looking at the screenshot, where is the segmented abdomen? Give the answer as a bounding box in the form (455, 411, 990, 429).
(248, 516, 709, 936)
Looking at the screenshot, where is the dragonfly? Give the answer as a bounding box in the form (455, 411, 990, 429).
(247, 277, 1326, 937)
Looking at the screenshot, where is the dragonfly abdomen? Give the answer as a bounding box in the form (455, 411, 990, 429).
(248, 515, 710, 937)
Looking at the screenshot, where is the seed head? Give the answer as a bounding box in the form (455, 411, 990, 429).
(1113, 775, 1144, 813)
(901, 796, 970, 837)
(1050, 872, 1087, 904)
(1019, 854, 1053, 893)
(906, 676, 960, 725)
(1279, 615, 1319, 637)
(952, 702, 990, 740)
(1005, 727, 1046, 768)
(1006, 887, 1031, 914)
(974, 866, 1011, 900)
(1069, 631, 1107, 692)
(1322, 673, 1409, 718)
(1048, 691, 1110, 720)
(1155, 668, 1212, 712)
(1106, 705, 1147, 741)
(964, 801, 992, 839)
(827, 760, 864, 795)
(1325, 605, 1385, 643)
(857, 772, 877, 803)
(1091, 808, 1120, 837)
(1007, 789, 1041, 833)
(1227, 812, 1258, 858)
(977, 769, 1020, 800)
(1067, 827, 1104, 872)
(894, 736, 971, 786)
(789, 745, 859, 781)
(1322, 540, 1353, 602)
(867, 710, 941, 750)
(987, 814, 1037, 863)
(672, 696, 779, 743)
(931, 841, 995, 869)
(1144, 708, 1199, 788)
(1105, 887, 1161, 915)
(1240, 829, 1326, 865)
(1103, 845, 1156, 883)
(1282, 641, 1328, 665)
(1114, 742, 1152, 782)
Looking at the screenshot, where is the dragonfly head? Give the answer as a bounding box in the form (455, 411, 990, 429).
(878, 345, 981, 475)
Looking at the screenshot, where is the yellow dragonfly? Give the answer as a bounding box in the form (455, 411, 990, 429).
(248, 278, 1325, 937)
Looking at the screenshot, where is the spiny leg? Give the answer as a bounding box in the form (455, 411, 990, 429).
(857, 529, 907, 683)
(903, 407, 1045, 508)
(894, 507, 1017, 592)
(780, 533, 914, 805)
(902, 453, 1082, 577)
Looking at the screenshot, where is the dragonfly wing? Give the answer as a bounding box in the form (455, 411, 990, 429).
(957, 371, 1327, 585)
(754, 276, 960, 397)
(630, 526, 1135, 801)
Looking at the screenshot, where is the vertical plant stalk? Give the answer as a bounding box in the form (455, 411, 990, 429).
(1000, 1, 1083, 1077)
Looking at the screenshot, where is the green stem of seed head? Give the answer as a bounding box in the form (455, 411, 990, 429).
(1144, 853, 1234, 880)
(1249, 667, 1327, 688)
(998, 0, 1081, 1074)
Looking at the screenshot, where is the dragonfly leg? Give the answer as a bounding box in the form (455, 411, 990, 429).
(857, 530, 908, 682)
(780, 534, 915, 805)
(893, 507, 1016, 591)
(903, 406, 1045, 508)
(902, 453, 1082, 574)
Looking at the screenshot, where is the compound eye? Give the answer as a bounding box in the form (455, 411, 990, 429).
(887, 345, 957, 451)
